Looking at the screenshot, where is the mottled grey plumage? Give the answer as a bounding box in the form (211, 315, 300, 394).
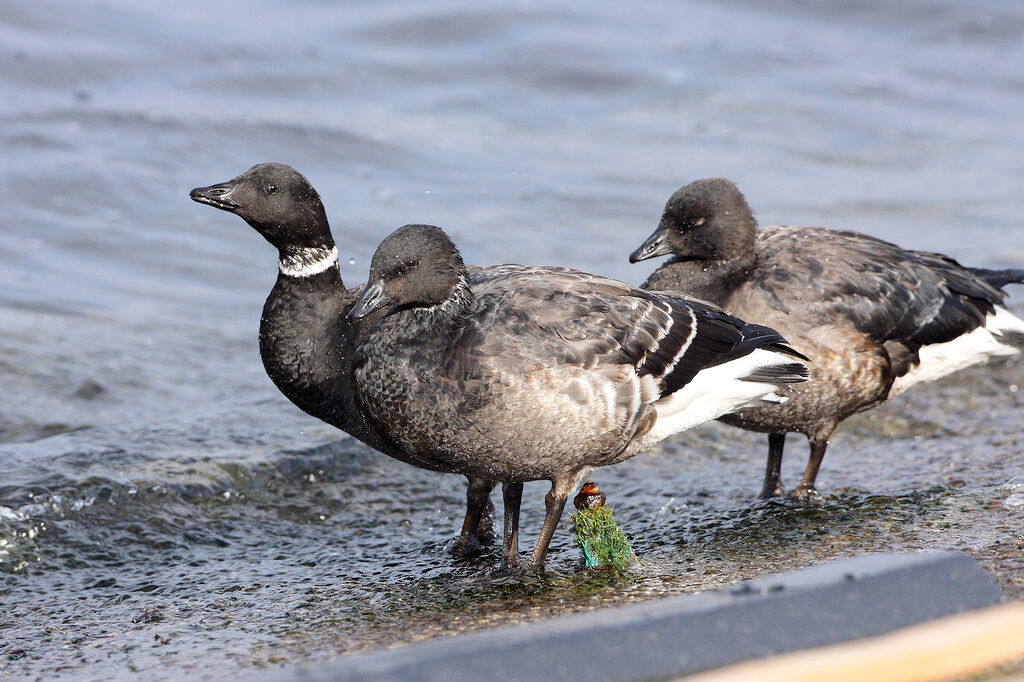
(351, 224, 808, 570)
(631, 177, 1024, 498)
(189, 163, 496, 553)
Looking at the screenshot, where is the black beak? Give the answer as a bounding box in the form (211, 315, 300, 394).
(629, 225, 672, 263)
(348, 280, 390, 320)
(190, 180, 240, 212)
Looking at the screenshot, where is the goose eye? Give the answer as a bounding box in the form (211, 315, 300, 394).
(388, 258, 419, 278)
(266, 184, 278, 195)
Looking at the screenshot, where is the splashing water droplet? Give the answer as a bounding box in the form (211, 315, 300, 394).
(347, 258, 356, 265)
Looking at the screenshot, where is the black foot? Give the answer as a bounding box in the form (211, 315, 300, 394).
(521, 560, 546, 576)
(488, 560, 523, 578)
(486, 561, 549, 579)
(789, 483, 821, 501)
(759, 483, 786, 499)
(449, 533, 485, 558)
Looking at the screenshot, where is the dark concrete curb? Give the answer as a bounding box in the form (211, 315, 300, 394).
(263, 551, 1004, 682)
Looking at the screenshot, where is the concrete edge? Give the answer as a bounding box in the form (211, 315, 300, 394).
(261, 551, 1005, 682)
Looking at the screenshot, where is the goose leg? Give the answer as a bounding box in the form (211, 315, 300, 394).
(525, 486, 568, 572)
(525, 470, 590, 572)
(500, 481, 524, 571)
(475, 489, 496, 545)
(759, 432, 787, 499)
(451, 477, 496, 556)
(791, 423, 836, 500)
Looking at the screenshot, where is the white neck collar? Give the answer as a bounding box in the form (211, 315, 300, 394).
(279, 246, 339, 278)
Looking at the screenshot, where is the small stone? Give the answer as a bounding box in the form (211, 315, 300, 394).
(72, 379, 106, 400)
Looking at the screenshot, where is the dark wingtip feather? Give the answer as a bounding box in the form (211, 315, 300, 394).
(969, 267, 1024, 291)
(740, 323, 811, 362)
(764, 342, 811, 363)
(740, 362, 810, 384)
(998, 329, 1024, 350)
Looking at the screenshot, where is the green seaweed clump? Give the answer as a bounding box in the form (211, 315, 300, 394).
(572, 504, 635, 573)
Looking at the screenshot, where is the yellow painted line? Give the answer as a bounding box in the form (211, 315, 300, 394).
(683, 601, 1024, 682)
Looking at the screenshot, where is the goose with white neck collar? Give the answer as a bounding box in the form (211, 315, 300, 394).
(189, 163, 497, 554)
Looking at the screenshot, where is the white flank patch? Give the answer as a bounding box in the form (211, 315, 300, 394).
(648, 348, 806, 441)
(279, 246, 339, 278)
(889, 306, 1024, 397)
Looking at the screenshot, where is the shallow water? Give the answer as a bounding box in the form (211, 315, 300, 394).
(1, 0, 1023, 679)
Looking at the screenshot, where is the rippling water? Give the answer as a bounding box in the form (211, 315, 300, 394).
(2, 0, 1023, 678)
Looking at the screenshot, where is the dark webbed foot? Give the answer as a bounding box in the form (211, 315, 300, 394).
(789, 483, 821, 501)
(449, 533, 485, 558)
(521, 560, 547, 576)
(487, 561, 520, 578)
(450, 478, 496, 557)
(791, 427, 833, 502)
(449, 497, 496, 557)
(759, 481, 786, 499)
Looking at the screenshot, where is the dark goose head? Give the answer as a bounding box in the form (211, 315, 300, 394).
(190, 162, 334, 256)
(350, 224, 467, 319)
(630, 178, 756, 264)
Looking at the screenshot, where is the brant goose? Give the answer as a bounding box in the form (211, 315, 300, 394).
(349, 224, 809, 571)
(630, 178, 1024, 499)
(189, 163, 496, 553)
